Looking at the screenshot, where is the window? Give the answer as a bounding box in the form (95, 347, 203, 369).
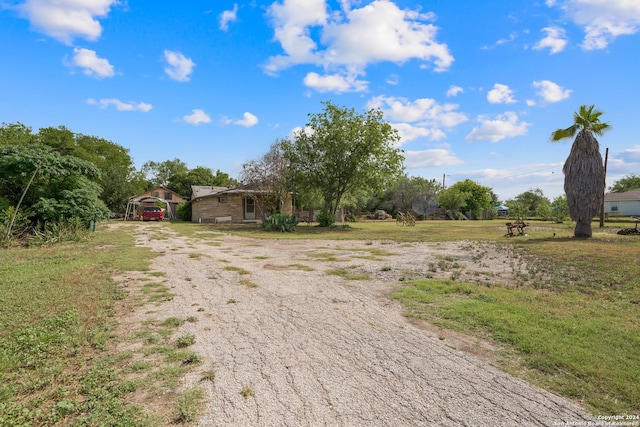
(218, 196, 227, 203)
(611, 202, 618, 211)
(164, 192, 172, 200)
(152, 191, 159, 197)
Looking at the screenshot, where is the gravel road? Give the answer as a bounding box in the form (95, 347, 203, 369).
(126, 223, 593, 427)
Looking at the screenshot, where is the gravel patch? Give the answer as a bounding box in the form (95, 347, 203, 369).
(116, 223, 593, 426)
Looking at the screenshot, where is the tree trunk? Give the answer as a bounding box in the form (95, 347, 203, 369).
(574, 220, 593, 238)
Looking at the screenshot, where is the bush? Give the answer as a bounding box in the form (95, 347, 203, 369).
(177, 202, 192, 221)
(316, 211, 334, 227)
(261, 214, 298, 232)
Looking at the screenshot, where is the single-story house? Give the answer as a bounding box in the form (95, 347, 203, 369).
(190, 185, 293, 223)
(125, 187, 187, 220)
(604, 188, 640, 217)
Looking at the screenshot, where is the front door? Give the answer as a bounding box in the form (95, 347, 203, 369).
(244, 197, 255, 220)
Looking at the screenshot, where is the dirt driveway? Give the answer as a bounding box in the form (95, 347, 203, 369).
(122, 223, 592, 426)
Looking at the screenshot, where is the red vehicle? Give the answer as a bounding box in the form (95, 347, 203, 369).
(142, 206, 164, 221)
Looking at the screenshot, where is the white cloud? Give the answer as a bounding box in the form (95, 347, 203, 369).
(613, 145, 640, 170)
(391, 123, 446, 144)
(234, 112, 259, 127)
(183, 109, 211, 125)
(263, 0, 328, 74)
(532, 80, 572, 103)
(67, 48, 114, 78)
(533, 26, 568, 54)
(465, 112, 530, 143)
(367, 95, 467, 145)
(385, 74, 400, 86)
(303, 72, 368, 92)
(163, 50, 195, 82)
(487, 84, 516, 104)
(15, 0, 117, 44)
(526, 99, 537, 107)
(265, 0, 453, 93)
(321, 2, 453, 71)
(87, 98, 152, 112)
(553, 0, 640, 50)
(403, 148, 464, 168)
(219, 4, 238, 31)
(446, 85, 463, 97)
(367, 95, 468, 128)
(496, 32, 517, 46)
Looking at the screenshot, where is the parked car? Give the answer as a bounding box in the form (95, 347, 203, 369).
(142, 206, 164, 221)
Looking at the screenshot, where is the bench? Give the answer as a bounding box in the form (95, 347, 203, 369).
(214, 216, 232, 223)
(505, 220, 528, 236)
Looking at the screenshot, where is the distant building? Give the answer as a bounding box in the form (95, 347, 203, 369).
(604, 189, 640, 217)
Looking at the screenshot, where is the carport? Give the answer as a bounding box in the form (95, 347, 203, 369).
(124, 195, 174, 220)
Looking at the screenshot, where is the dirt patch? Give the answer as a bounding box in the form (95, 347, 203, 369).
(111, 222, 593, 426)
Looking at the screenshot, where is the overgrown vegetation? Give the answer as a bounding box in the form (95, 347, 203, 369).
(0, 224, 206, 425)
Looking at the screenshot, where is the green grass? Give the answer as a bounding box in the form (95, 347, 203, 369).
(325, 268, 371, 281)
(239, 279, 259, 288)
(175, 387, 205, 423)
(288, 263, 315, 271)
(0, 223, 207, 426)
(0, 224, 158, 426)
(392, 279, 640, 414)
(224, 265, 251, 275)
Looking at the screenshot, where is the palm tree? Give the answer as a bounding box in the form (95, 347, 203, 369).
(551, 105, 610, 237)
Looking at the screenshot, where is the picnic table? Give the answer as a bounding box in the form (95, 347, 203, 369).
(505, 220, 529, 236)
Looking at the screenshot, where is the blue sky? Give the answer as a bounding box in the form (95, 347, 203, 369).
(1, 0, 639, 201)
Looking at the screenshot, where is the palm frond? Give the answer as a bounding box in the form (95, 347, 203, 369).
(550, 125, 577, 142)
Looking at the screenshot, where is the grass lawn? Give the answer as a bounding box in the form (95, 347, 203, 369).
(0, 224, 205, 426)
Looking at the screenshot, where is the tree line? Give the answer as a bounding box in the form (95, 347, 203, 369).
(1, 102, 636, 241)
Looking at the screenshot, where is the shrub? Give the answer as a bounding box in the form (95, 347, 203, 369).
(316, 211, 334, 227)
(261, 214, 298, 232)
(177, 202, 192, 221)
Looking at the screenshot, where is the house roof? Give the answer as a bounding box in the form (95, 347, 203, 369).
(190, 185, 270, 200)
(190, 186, 233, 199)
(129, 186, 187, 203)
(604, 188, 640, 202)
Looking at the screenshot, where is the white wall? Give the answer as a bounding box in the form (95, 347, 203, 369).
(604, 200, 640, 217)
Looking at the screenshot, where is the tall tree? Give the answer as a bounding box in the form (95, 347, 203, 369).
(442, 179, 493, 218)
(551, 105, 610, 237)
(382, 176, 441, 214)
(610, 174, 640, 193)
(240, 140, 291, 216)
(142, 158, 189, 188)
(510, 188, 549, 215)
(282, 101, 404, 224)
(168, 166, 237, 197)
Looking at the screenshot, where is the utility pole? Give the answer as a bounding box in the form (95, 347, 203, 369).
(599, 147, 609, 228)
